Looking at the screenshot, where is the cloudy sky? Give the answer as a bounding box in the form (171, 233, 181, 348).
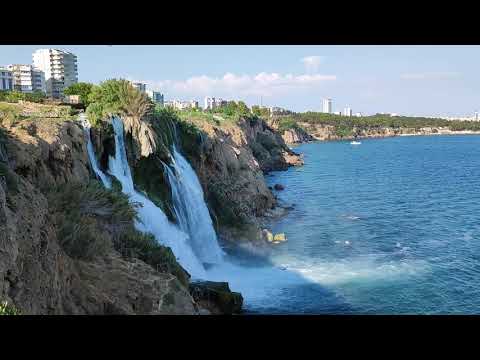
(1, 45, 479, 117)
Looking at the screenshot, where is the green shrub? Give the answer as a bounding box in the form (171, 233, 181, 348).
(0, 301, 21, 315)
(48, 180, 139, 260)
(115, 230, 190, 286)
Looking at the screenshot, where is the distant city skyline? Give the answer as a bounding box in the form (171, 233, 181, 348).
(0, 45, 479, 117)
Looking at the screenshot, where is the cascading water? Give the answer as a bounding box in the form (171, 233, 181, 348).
(81, 114, 312, 312)
(164, 146, 224, 265)
(82, 114, 206, 278)
(81, 114, 111, 188)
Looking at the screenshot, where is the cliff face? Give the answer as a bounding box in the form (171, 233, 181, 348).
(281, 127, 315, 144)
(177, 116, 303, 243)
(0, 103, 202, 314)
(278, 122, 480, 143)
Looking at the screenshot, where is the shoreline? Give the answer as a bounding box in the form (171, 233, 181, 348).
(286, 130, 480, 145)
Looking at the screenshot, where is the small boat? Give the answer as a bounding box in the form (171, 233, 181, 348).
(350, 135, 361, 145)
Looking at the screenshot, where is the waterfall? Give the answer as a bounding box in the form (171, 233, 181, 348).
(81, 114, 111, 188)
(164, 145, 224, 265)
(82, 114, 206, 278)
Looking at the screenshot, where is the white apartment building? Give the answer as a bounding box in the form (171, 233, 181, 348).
(166, 99, 199, 111)
(343, 107, 352, 117)
(269, 106, 290, 116)
(32, 49, 78, 99)
(131, 82, 146, 93)
(322, 98, 332, 113)
(355, 112, 363, 117)
(190, 100, 199, 109)
(146, 90, 164, 106)
(7, 64, 45, 93)
(0, 67, 14, 91)
(204, 96, 227, 110)
(334, 111, 342, 115)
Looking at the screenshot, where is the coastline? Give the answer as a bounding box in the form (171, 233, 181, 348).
(285, 129, 480, 145)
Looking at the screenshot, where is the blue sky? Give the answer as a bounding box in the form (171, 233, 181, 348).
(1, 45, 479, 117)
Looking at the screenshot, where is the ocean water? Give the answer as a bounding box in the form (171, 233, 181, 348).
(230, 135, 480, 314)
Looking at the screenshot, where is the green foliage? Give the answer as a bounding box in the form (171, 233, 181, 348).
(85, 79, 154, 128)
(0, 90, 45, 104)
(115, 230, 190, 286)
(277, 117, 299, 133)
(284, 112, 480, 133)
(64, 82, 94, 106)
(133, 155, 176, 222)
(211, 100, 252, 118)
(48, 180, 139, 260)
(251, 105, 270, 118)
(0, 301, 21, 315)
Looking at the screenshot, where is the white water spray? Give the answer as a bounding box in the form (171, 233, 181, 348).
(81, 114, 111, 188)
(83, 115, 206, 278)
(164, 146, 224, 265)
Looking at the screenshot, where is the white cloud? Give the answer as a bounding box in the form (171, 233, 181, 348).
(400, 72, 460, 80)
(139, 71, 336, 98)
(301, 56, 324, 73)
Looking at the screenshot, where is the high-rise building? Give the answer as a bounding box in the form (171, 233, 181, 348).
(204, 96, 214, 110)
(343, 107, 352, 117)
(32, 49, 78, 98)
(146, 90, 164, 106)
(355, 112, 363, 117)
(131, 82, 146, 93)
(322, 98, 332, 113)
(475, 111, 478, 121)
(0, 67, 14, 91)
(7, 64, 45, 93)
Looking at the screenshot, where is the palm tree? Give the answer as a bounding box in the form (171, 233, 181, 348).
(117, 82, 158, 158)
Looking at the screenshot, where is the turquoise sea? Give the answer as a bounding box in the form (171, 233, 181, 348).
(245, 135, 480, 314)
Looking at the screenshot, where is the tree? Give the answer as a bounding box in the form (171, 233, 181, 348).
(64, 82, 94, 106)
(25, 90, 46, 103)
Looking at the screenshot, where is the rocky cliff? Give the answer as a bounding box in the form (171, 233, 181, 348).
(0, 102, 240, 315)
(277, 121, 480, 143)
(176, 115, 303, 243)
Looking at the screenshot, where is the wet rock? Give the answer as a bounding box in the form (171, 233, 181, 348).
(273, 233, 287, 242)
(189, 281, 243, 315)
(274, 184, 285, 191)
(262, 229, 274, 242)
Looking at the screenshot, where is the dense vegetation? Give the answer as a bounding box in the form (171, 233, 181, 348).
(0, 90, 46, 104)
(64, 82, 94, 106)
(47, 180, 189, 284)
(279, 112, 480, 134)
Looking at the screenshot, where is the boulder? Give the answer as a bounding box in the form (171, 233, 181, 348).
(274, 184, 285, 191)
(262, 229, 274, 242)
(189, 281, 243, 315)
(273, 233, 287, 242)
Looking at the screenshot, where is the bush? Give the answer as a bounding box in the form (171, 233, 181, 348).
(48, 181, 139, 260)
(115, 230, 190, 286)
(0, 301, 20, 315)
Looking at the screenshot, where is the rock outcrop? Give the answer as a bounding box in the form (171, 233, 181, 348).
(277, 122, 480, 143)
(177, 116, 303, 243)
(189, 281, 243, 315)
(0, 103, 234, 315)
(281, 126, 315, 144)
